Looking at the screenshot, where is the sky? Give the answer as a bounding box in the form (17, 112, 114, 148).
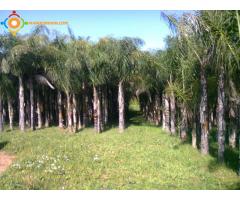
(0, 10, 186, 50)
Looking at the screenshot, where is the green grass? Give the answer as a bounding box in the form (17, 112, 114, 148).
(0, 110, 239, 189)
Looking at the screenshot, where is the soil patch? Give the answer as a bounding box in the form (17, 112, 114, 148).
(0, 151, 15, 174)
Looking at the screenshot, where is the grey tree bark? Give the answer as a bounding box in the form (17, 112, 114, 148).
(72, 93, 77, 133)
(154, 93, 161, 126)
(78, 111, 82, 130)
(99, 87, 104, 131)
(66, 92, 73, 132)
(163, 93, 170, 132)
(200, 64, 209, 155)
(19, 76, 25, 131)
(93, 86, 102, 133)
(25, 99, 30, 127)
(37, 91, 42, 129)
(93, 86, 98, 132)
(57, 91, 64, 128)
(82, 83, 88, 128)
(170, 91, 176, 134)
(29, 78, 35, 131)
(180, 103, 188, 141)
(209, 110, 214, 131)
(217, 66, 225, 163)
(82, 94, 88, 128)
(229, 125, 237, 148)
(7, 97, 13, 130)
(162, 93, 166, 129)
(118, 80, 125, 133)
(98, 86, 103, 132)
(0, 94, 3, 132)
(192, 121, 197, 148)
(44, 90, 49, 128)
(104, 86, 108, 125)
(229, 80, 237, 148)
(49, 92, 54, 124)
(229, 101, 237, 148)
(239, 134, 240, 176)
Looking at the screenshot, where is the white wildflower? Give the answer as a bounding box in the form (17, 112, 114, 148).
(93, 154, 100, 161)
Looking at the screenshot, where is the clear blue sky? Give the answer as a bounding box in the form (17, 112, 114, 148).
(0, 10, 187, 50)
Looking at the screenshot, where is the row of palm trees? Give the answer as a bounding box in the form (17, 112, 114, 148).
(0, 26, 143, 134)
(139, 11, 240, 168)
(0, 11, 239, 172)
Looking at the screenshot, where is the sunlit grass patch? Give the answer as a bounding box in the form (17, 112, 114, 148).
(0, 123, 239, 189)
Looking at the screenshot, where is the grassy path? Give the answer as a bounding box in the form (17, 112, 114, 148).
(0, 108, 239, 189)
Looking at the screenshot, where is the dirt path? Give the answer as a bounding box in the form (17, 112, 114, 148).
(0, 151, 15, 174)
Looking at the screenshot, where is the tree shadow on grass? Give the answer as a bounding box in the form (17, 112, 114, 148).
(126, 109, 158, 128)
(224, 181, 240, 190)
(0, 141, 9, 150)
(127, 109, 143, 125)
(171, 128, 239, 175)
(208, 129, 239, 174)
(103, 123, 118, 132)
(76, 122, 119, 133)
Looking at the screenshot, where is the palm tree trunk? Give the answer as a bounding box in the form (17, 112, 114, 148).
(200, 64, 209, 155)
(82, 83, 88, 128)
(54, 92, 58, 125)
(49, 92, 54, 125)
(229, 95, 237, 149)
(77, 95, 82, 130)
(93, 85, 102, 133)
(66, 92, 73, 132)
(104, 86, 108, 125)
(57, 91, 64, 128)
(2, 107, 6, 127)
(180, 103, 187, 140)
(98, 86, 103, 132)
(229, 125, 237, 148)
(192, 121, 197, 148)
(118, 80, 125, 133)
(93, 85, 98, 132)
(44, 90, 49, 128)
(154, 93, 161, 126)
(170, 91, 176, 134)
(163, 92, 170, 132)
(78, 109, 82, 130)
(162, 94, 166, 129)
(217, 66, 225, 163)
(191, 109, 197, 148)
(25, 99, 30, 127)
(209, 110, 214, 131)
(7, 97, 13, 130)
(29, 78, 35, 131)
(72, 93, 77, 133)
(0, 94, 3, 132)
(82, 94, 88, 127)
(19, 76, 25, 131)
(238, 122, 240, 176)
(37, 91, 42, 129)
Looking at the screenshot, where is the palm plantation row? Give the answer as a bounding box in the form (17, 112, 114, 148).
(0, 11, 240, 173)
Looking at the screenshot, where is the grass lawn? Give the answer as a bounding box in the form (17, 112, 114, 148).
(0, 108, 239, 189)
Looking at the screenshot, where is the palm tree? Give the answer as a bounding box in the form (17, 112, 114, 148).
(0, 34, 19, 131)
(114, 38, 143, 133)
(0, 74, 14, 132)
(88, 39, 111, 133)
(46, 30, 90, 133)
(162, 12, 215, 154)
(44, 34, 68, 129)
(236, 10, 240, 176)
(161, 36, 180, 134)
(199, 11, 239, 162)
